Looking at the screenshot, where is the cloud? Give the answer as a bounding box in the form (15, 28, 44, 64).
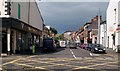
(38, 2, 109, 34)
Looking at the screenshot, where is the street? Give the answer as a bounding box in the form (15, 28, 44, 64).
(2, 47, 119, 71)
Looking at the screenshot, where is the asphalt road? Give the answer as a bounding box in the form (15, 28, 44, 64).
(1, 47, 119, 71)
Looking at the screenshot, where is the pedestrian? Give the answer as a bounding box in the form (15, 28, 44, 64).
(32, 44, 35, 54)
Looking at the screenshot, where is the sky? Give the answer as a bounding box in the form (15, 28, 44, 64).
(38, 2, 109, 34)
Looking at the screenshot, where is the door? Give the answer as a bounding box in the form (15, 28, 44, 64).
(2, 31, 7, 53)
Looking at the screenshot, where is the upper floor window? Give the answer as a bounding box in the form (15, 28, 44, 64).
(114, 8, 116, 24)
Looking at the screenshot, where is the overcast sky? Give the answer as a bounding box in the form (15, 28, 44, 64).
(38, 2, 109, 34)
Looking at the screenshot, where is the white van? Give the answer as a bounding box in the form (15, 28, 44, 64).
(59, 41, 66, 47)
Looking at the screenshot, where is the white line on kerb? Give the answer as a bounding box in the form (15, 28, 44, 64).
(70, 49, 76, 59)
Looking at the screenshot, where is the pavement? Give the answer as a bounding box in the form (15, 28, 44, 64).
(1, 47, 120, 71)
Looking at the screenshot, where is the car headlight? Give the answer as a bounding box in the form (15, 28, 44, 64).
(103, 48, 106, 50)
(95, 48, 98, 50)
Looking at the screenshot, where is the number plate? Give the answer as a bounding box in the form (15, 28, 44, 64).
(99, 50, 103, 51)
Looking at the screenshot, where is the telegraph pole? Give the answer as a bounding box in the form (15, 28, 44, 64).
(98, 9, 101, 44)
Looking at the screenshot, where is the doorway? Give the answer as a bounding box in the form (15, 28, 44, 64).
(2, 31, 7, 53)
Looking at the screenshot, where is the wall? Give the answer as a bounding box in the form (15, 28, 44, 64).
(29, 2, 43, 31)
(0, 0, 4, 16)
(11, 2, 29, 24)
(64, 32, 72, 44)
(116, 1, 120, 46)
(106, 0, 119, 48)
(100, 24, 104, 45)
(0, 0, 43, 31)
(100, 23, 107, 47)
(118, 1, 120, 25)
(0, 0, 9, 17)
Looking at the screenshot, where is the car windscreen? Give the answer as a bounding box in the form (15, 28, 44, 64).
(96, 44, 100, 47)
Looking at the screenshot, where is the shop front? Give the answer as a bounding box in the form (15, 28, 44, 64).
(1, 17, 42, 55)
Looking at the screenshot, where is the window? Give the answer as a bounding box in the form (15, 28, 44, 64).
(114, 8, 116, 24)
(18, 3, 21, 19)
(108, 36, 109, 48)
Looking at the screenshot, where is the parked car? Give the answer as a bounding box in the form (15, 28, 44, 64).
(69, 42, 77, 49)
(85, 43, 94, 51)
(43, 38, 56, 51)
(91, 44, 106, 53)
(81, 43, 86, 49)
(77, 43, 82, 48)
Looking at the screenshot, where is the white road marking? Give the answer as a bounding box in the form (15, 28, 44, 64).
(90, 53, 93, 56)
(73, 55, 77, 59)
(90, 53, 100, 56)
(2, 55, 37, 65)
(71, 52, 74, 55)
(70, 49, 77, 59)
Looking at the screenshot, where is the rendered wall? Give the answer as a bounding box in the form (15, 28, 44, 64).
(0, 0, 43, 31)
(29, 2, 43, 31)
(0, 0, 9, 17)
(106, 0, 119, 48)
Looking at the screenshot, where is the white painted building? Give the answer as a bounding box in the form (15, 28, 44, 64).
(106, 0, 120, 52)
(63, 31, 72, 44)
(0, 0, 44, 55)
(100, 21, 107, 47)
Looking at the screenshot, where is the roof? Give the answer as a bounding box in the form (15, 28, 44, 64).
(91, 30, 98, 36)
(64, 30, 73, 33)
(79, 27, 84, 30)
(80, 30, 88, 37)
(84, 22, 91, 26)
(88, 21, 98, 29)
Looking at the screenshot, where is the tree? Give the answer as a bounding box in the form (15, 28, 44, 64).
(50, 27, 58, 35)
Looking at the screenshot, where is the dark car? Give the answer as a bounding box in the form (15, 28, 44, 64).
(91, 44, 106, 53)
(69, 42, 77, 49)
(85, 44, 94, 51)
(43, 38, 56, 51)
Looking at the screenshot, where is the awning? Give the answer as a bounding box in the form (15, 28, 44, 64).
(1, 17, 42, 35)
